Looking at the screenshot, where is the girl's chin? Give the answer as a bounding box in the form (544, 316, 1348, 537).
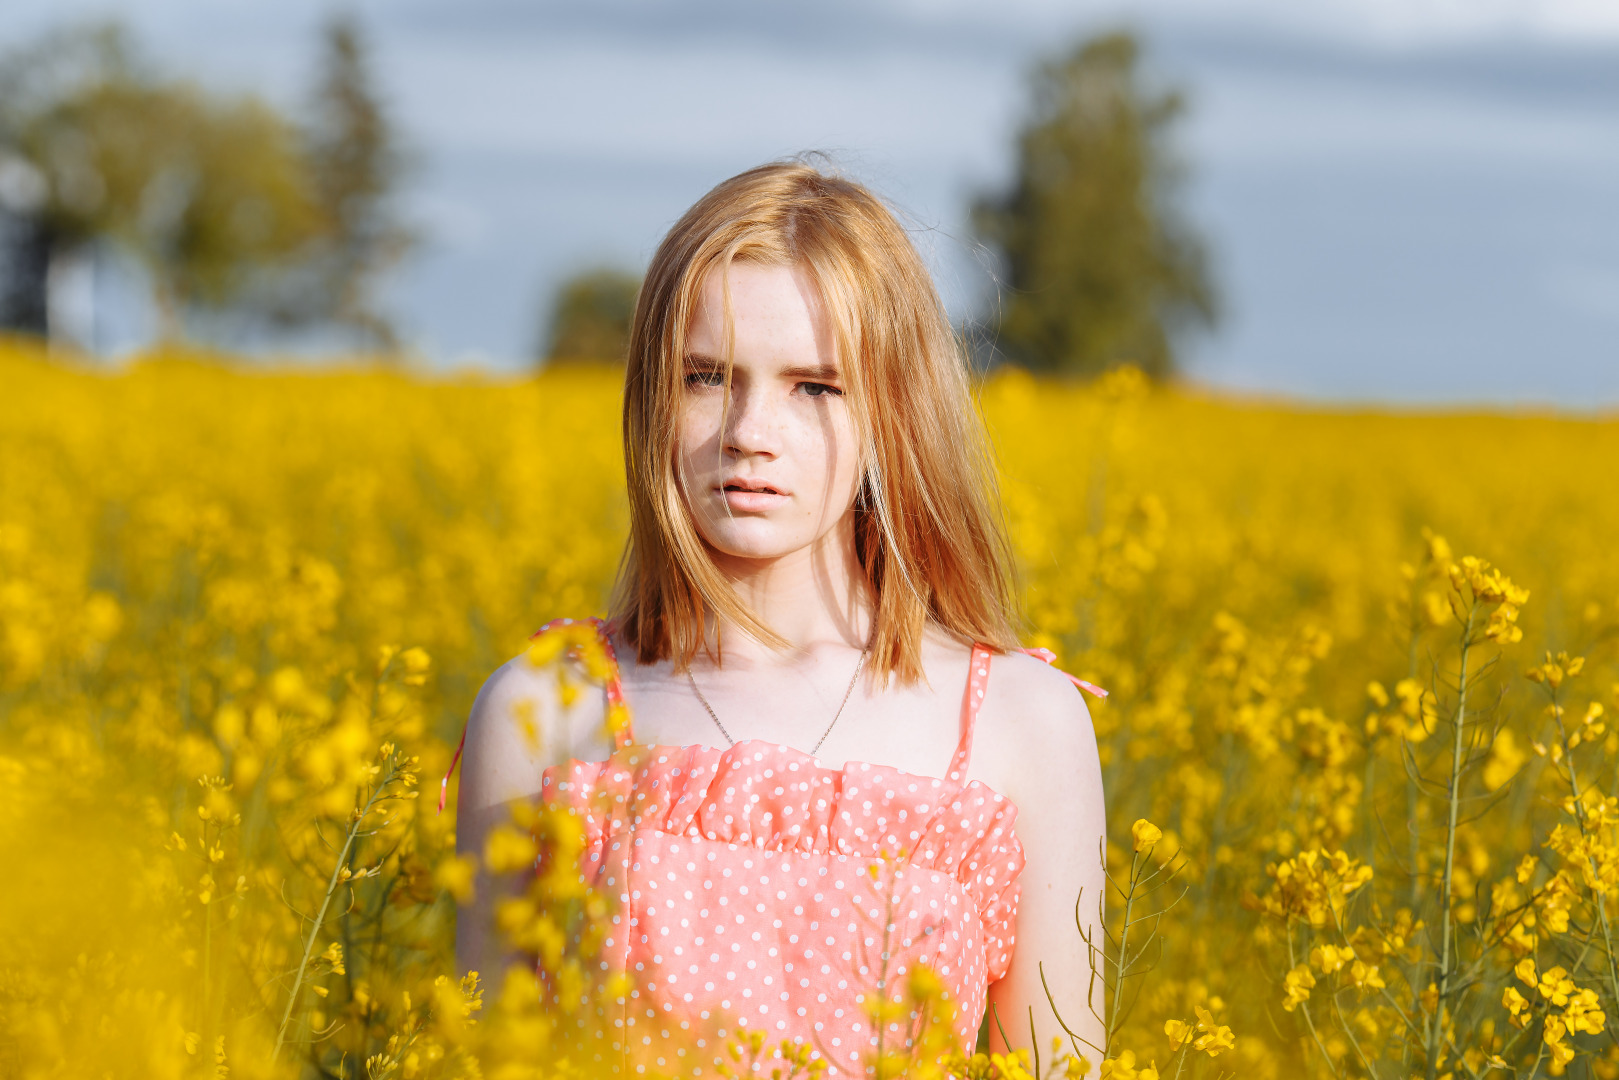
(700, 529, 822, 565)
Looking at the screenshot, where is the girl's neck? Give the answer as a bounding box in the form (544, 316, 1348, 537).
(706, 519, 872, 664)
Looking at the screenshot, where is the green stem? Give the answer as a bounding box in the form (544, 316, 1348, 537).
(1105, 854, 1140, 1057)
(1169, 1040, 1191, 1080)
(1331, 991, 1380, 1080)
(1288, 929, 1341, 1079)
(272, 763, 392, 1063)
(1402, 601, 1424, 1068)
(202, 882, 213, 1035)
(1426, 604, 1475, 1080)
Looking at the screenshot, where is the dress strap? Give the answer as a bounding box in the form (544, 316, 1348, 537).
(940, 643, 1109, 794)
(1018, 646, 1109, 699)
(945, 643, 994, 785)
(436, 616, 631, 814)
(585, 617, 633, 749)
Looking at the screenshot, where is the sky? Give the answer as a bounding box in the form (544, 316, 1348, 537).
(4, 0, 1618, 407)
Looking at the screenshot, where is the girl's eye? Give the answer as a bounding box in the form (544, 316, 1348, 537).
(685, 370, 725, 389)
(800, 382, 842, 398)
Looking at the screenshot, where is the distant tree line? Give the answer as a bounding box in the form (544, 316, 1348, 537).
(0, 17, 410, 350)
(540, 31, 1214, 379)
(0, 17, 1208, 375)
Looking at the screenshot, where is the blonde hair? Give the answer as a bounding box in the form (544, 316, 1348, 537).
(612, 160, 1019, 682)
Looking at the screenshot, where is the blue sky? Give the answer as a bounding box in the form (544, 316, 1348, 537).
(6, 0, 1618, 406)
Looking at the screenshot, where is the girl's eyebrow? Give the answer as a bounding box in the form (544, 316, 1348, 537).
(780, 364, 841, 381)
(685, 354, 840, 381)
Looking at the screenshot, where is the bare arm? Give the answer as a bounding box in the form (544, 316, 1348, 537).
(983, 660, 1109, 1066)
(453, 653, 610, 981)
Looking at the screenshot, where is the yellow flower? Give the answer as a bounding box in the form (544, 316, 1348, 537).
(1544, 1017, 1576, 1068)
(1310, 943, 1352, 974)
(482, 824, 538, 874)
(527, 633, 567, 668)
(320, 941, 345, 975)
(1527, 652, 1583, 688)
(398, 646, 431, 685)
(1483, 729, 1526, 791)
(1131, 818, 1163, 852)
(1503, 985, 1530, 1027)
(1538, 966, 1576, 1008)
(1282, 963, 1315, 1011)
(1448, 555, 1530, 607)
(1348, 961, 1384, 991)
(1250, 849, 1374, 927)
(1564, 987, 1605, 1036)
(1484, 603, 1524, 644)
(1424, 528, 1454, 567)
(1190, 1005, 1235, 1056)
(434, 852, 478, 904)
(19, 337, 1619, 1080)
(1099, 1051, 1157, 1080)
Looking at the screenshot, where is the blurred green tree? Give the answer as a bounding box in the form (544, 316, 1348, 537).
(0, 18, 410, 350)
(279, 14, 414, 350)
(0, 24, 323, 343)
(542, 269, 641, 363)
(120, 89, 321, 332)
(973, 30, 1217, 378)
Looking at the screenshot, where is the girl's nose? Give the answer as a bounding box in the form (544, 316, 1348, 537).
(723, 383, 779, 458)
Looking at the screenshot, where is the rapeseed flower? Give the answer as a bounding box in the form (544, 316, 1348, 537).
(7, 343, 1619, 1077)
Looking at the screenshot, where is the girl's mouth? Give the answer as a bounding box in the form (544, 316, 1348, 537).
(719, 478, 788, 510)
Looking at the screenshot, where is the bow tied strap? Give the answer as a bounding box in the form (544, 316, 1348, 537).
(1017, 647, 1109, 699)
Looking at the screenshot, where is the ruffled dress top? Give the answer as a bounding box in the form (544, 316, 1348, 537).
(450, 618, 1101, 1077)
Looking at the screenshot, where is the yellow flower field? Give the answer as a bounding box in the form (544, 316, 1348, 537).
(3, 339, 1619, 1078)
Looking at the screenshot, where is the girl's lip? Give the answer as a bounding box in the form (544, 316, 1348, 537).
(720, 478, 785, 495)
(720, 487, 788, 512)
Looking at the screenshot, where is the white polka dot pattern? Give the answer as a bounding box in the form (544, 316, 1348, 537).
(530, 621, 1025, 1077)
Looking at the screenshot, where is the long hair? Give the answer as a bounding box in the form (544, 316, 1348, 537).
(611, 160, 1019, 683)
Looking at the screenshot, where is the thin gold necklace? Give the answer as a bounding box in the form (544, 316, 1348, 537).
(686, 644, 870, 755)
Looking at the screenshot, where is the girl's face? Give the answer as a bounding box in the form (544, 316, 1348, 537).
(679, 261, 862, 566)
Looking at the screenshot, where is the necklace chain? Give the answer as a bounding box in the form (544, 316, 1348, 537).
(686, 645, 870, 756)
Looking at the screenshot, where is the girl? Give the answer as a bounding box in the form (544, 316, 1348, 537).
(453, 161, 1107, 1075)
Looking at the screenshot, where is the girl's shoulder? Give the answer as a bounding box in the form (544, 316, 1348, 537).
(472, 618, 620, 721)
(972, 646, 1099, 800)
(917, 627, 1095, 730)
(470, 648, 606, 729)
(461, 628, 617, 802)
(984, 648, 1094, 735)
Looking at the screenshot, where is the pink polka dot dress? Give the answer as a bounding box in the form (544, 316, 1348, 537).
(451, 618, 1102, 1077)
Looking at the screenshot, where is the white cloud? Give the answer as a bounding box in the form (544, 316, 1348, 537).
(1053, 0, 1619, 47)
